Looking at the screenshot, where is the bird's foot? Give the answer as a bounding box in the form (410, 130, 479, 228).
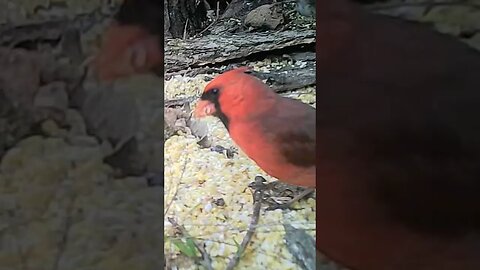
(248, 176, 269, 194)
(248, 176, 270, 204)
(265, 182, 315, 211)
(210, 144, 237, 158)
(248, 178, 315, 211)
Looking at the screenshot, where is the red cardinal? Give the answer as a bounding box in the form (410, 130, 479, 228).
(194, 67, 316, 194)
(315, 0, 480, 270)
(93, 0, 163, 81)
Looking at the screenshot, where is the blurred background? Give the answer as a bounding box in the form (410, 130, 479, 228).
(0, 0, 479, 269)
(0, 1, 164, 269)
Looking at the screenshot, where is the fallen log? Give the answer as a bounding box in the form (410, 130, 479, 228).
(164, 29, 315, 72)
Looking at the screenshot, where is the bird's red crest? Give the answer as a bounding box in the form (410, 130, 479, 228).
(202, 66, 252, 92)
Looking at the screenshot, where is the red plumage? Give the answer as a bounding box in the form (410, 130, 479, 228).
(93, 0, 163, 81)
(194, 67, 316, 188)
(316, 0, 480, 269)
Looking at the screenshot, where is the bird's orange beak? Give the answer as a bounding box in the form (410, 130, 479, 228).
(194, 100, 216, 118)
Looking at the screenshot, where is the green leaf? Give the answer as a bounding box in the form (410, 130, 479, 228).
(233, 239, 240, 249)
(172, 238, 198, 258)
(233, 239, 244, 256)
(185, 237, 199, 257)
(172, 239, 196, 258)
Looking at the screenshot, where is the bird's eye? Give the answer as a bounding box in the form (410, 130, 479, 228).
(211, 88, 219, 95)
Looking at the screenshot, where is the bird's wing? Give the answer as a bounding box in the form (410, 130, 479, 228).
(261, 97, 316, 169)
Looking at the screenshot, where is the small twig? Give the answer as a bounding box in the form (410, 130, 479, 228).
(197, 19, 218, 36)
(266, 188, 315, 211)
(183, 18, 190, 40)
(168, 217, 214, 270)
(226, 176, 265, 270)
(198, 1, 221, 36)
(203, 0, 211, 10)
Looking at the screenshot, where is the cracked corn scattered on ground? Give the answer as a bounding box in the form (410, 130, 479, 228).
(164, 64, 316, 269)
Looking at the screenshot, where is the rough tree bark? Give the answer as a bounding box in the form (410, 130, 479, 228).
(164, 29, 315, 72)
(164, 0, 209, 38)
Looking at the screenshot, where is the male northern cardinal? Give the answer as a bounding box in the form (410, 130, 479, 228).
(194, 67, 316, 205)
(93, 0, 163, 81)
(315, 0, 480, 270)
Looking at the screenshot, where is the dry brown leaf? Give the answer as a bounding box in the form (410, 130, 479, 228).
(188, 118, 212, 148)
(164, 107, 190, 139)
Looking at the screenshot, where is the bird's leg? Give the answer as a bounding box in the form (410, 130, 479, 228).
(249, 178, 315, 211)
(265, 186, 315, 211)
(248, 176, 269, 197)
